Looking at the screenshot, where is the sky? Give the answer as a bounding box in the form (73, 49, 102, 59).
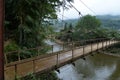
(57, 0, 120, 19)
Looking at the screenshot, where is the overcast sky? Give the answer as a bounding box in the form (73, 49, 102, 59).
(57, 0, 120, 19)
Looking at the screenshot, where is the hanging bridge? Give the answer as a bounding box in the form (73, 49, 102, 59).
(4, 38, 119, 80)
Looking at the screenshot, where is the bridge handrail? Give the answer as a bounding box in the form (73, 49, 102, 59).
(4, 38, 118, 80)
(4, 38, 114, 64)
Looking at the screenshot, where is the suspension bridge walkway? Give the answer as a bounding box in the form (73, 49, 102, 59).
(4, 38, 119, 80)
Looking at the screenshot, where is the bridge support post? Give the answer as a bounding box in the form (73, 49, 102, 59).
(109, 39, 110, 45)
(97, 39, 99, 51)
(109, 39, 111, 49)
(114, 39, 115, 44)
(83, 42, 85, 55)
(71, 42, 76, 66)
(72, 42, 74, 62)
(106, 39, 108, 49)
(33, 60, 35, 73)
(91, 41, 93, 52)
(82, 41, 86, 60)
(18, 51, 21, 61)
(56, 52, 59, 68)
(5, 53, 8, 64)
(105, 39, 107, 49)
(37, 47, 40, 56)
(97, 39, 101, 53)
(52, 45, 53, 53)
(72, 62, 75, 66)
(15, 64, 17, 79)
(102, 39, 104, 50)
(56, 52, 60, 73)
(0, 0, 4, 79)
(63, 43, 64, 51)
(90, 40, 94, 56)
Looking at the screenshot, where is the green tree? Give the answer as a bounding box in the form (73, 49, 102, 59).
(76, 15, 101, 33)
(74, 15, 101, 40)
(5, 0, 61, 48)
(5, 0, 74, 60)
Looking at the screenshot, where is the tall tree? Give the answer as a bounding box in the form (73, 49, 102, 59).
(76, 15, 101, 33)
(74, 15, 101, 40)
(5, 0, 61, 48)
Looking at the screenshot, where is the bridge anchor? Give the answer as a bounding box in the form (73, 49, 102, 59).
(90, 53, 94, 56)
(97, 50, 101, 54)
(82, 57, 86, 60)
(56, 69, 60, 74)
(72, 62, 75, 66)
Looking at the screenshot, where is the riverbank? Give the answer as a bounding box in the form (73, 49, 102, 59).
(98, 50, 120, 57)
(20, 71, 58, 80)
(101, 42, 120, 57)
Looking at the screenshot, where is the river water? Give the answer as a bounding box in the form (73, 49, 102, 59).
(45, 40, 120, 80)
(57, 53, 120, 80)
(45, 40, 63, 52)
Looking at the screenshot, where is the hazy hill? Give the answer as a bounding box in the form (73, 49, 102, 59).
(96, 15, 120, 29)
(54, 15, 120, 30)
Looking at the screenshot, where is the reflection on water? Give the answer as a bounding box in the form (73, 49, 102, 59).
(57, 53, 120, 80)
(45, 40, 120, 80)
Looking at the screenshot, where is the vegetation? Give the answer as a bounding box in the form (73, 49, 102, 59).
(4, 0, 120, 79)
(19, 71, 58, 80)
(55, 15, 120, 29)
(56, 23, 73, 41)
(5, 0, 74, 80)
(97, 15, 120, 29)
(5, 0, 61, 48)
(105, 43, 120, 55)
(56, 15, 120, 42)
(74, 15, 101, 40)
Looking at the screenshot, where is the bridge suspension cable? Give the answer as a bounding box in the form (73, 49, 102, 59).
(68, 2, 83, 17)
(78, 0, 96, 15)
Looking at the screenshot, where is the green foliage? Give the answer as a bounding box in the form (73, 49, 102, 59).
(56, 15, 120, 42)
(5, 0, 75, 63)
(57, 23, 73, 41)
(4, 41, 19, 53)
(5, 0, 61, 48)
(106, 43, 120, 54)
(76, 14, 101, 33)
(73, 15, 101, 40)
(20, 72, 58, 80)
(97, 15, 120, 29)
(73, 15, 120, 40)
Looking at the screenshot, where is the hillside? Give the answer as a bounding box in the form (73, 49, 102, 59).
(54, 15, 120, 30)
(96, 15, 120, 29)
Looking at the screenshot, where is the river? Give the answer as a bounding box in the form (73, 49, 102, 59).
(45, 40, 120, 80)
(57, 53, 120, 80)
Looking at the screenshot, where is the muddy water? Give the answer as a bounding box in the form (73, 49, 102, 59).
(45, 40, 120, 80)
(57, 53, 120, 80)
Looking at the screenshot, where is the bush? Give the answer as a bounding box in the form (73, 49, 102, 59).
(4, 40, 19, 53)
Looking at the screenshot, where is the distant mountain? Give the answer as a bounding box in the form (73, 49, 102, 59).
(53, 15, 120, 30)
(96, 15, 120, 20)
(96, 15, 120, 29)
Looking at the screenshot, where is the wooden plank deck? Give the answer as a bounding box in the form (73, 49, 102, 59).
(4, 40, 118, 80)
